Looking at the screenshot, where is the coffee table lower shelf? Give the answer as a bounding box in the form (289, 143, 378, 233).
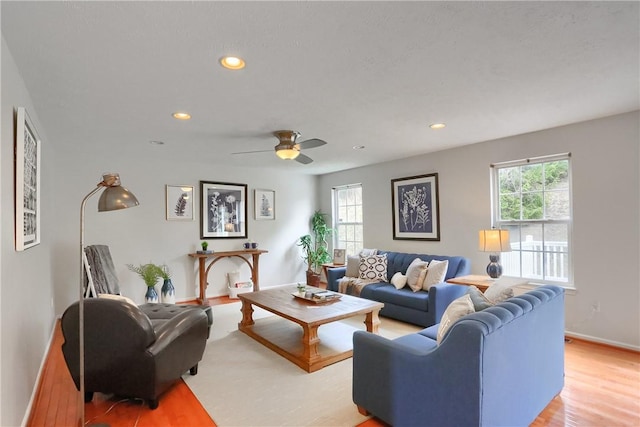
(239, 317, 358, 372)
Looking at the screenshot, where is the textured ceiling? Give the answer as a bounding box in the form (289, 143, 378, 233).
(2, 1, 638, 175)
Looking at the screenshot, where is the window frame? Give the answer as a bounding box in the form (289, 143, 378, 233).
(491, 153, 574, 288)
(331, 183, 364, 257)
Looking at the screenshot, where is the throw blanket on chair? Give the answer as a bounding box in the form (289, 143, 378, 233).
(84, 245, 121, 295)
(338, 277, 374, 297)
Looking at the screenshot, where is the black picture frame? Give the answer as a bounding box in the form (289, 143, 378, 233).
(200, 181, 248, 239)
(391, 173, 440, 241)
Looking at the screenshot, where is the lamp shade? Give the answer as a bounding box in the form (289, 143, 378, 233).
(95, 173, 139, 211)
(98, 185, 140, 211)
(478, 229, 511, 252)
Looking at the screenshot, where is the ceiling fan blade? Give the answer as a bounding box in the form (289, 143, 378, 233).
(231, 149, 273, 155)
(295, 153, 314, 164)
(298, 138, 327, 150)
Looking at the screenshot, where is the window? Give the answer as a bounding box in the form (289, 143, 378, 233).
(492, 153, 572, 285)
(332, 184, 363, 256)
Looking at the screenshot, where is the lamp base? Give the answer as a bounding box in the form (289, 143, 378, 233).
(486, 254, 502, 279)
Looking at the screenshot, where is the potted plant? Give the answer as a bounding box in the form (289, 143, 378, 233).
(297, 210, 333, 287)
(127, 263, 163, 303)
(159, 264, 175, 304)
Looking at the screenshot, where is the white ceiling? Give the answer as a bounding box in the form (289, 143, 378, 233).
(2, 1, 638, 175)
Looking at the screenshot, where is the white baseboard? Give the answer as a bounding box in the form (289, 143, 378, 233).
(565, 330, 640, 352)
(21, 319, 58, 427)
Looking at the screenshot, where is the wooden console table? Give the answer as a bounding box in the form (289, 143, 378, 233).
(188, 249, 268, 304)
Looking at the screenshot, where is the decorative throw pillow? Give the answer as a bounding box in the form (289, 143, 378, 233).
(466, 286, 494, 312)
(359, 254, 388, 282)
(421, 259, 449, 291)
(391, 272, 408, 290)
(345, 255, 360, 278)
(98, 293, 136, 306)
(406, 258, 429, 291)
(484, 279, 515, 303)
(437, 294, 475, 344)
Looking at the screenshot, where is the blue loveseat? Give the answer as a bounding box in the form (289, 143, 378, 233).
(352, 285, 565, 427)
(326, 251, 471, 327)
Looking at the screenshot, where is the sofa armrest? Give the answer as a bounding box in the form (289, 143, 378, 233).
(427, 282, 468, 324)
(326, 266, 347, 291)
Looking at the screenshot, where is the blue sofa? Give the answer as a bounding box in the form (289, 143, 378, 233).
(327, 251, 471, 327)
(352, 285, 565, 427)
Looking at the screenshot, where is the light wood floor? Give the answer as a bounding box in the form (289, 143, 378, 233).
(27, 296, 640, 427)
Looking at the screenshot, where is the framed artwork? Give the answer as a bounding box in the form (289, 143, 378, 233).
(391, 173, 440, 241)
(200, 181, 247, 239)
(333, 249, 346, 265)
(254, 189, 275, 220)
(15, 107, 41, 251)
(166, 185, 194, 221)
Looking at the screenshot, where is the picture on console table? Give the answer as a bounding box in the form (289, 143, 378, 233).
(200, 181, 247, 239)
(391, 173, 440, 241)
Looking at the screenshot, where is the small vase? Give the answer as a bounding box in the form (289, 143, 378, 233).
(145, 286, 159, 303)
(161, 279, 175, 304)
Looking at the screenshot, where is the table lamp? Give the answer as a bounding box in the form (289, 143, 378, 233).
(79, 173, 139, 425)
(478, 229, 511, 279)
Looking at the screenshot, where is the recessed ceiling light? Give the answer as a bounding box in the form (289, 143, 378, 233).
(429, 123, 446, 130)
(172, 112, 191, 120)
(220, 56, 246, 70)
(149, 140, 165, 145)
(353, 145, 366, 150)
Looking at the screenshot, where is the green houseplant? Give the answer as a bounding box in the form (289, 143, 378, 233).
(127, 263, 163, 303)
(297, 210, 333, 287)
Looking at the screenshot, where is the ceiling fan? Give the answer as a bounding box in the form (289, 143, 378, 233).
(232, 130, 327, 164)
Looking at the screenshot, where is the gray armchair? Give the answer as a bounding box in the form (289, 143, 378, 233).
(61, 298, 209, 409)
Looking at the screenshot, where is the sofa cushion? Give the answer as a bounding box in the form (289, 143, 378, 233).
(363, 284, 430, 312)
(391, 272, 408, 289)
(393, 333, 438, 352)
(485, 278, 515, 303)
(345, 255, 360, 277)
(406, 258, 429, 291)
(422, 259, 449, 290)
(437, 294, 475, 343)
(359, 254, 388, 282)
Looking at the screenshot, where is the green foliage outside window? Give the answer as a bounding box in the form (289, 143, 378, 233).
(498, 160, 569, 221)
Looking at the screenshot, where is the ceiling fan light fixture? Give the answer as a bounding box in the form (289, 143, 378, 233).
(275, 145, 300, 160)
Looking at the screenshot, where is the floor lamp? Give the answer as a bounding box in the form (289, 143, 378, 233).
(79, 173, 139, 426)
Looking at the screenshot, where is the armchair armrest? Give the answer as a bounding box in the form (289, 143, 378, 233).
(326, 266, 347, 291)
(147, 309, 208, 356)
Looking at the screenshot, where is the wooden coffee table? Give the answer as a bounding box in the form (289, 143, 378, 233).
(238, 285, 384, 372)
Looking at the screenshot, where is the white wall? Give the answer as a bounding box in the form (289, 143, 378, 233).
(51, 150, 317, 309)
(1, 38, 57, 426)
(319, 111, 640, 349)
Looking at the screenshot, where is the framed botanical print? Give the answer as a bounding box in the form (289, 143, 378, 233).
(200, 181, 247, 239)
(391, 173, 440, 241)
(254, 189, 275, 220)
(166, 185, 194, 220)
(15, 107, 41, 251)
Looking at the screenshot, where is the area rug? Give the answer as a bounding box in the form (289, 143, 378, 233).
(183, 301, 421, 427)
